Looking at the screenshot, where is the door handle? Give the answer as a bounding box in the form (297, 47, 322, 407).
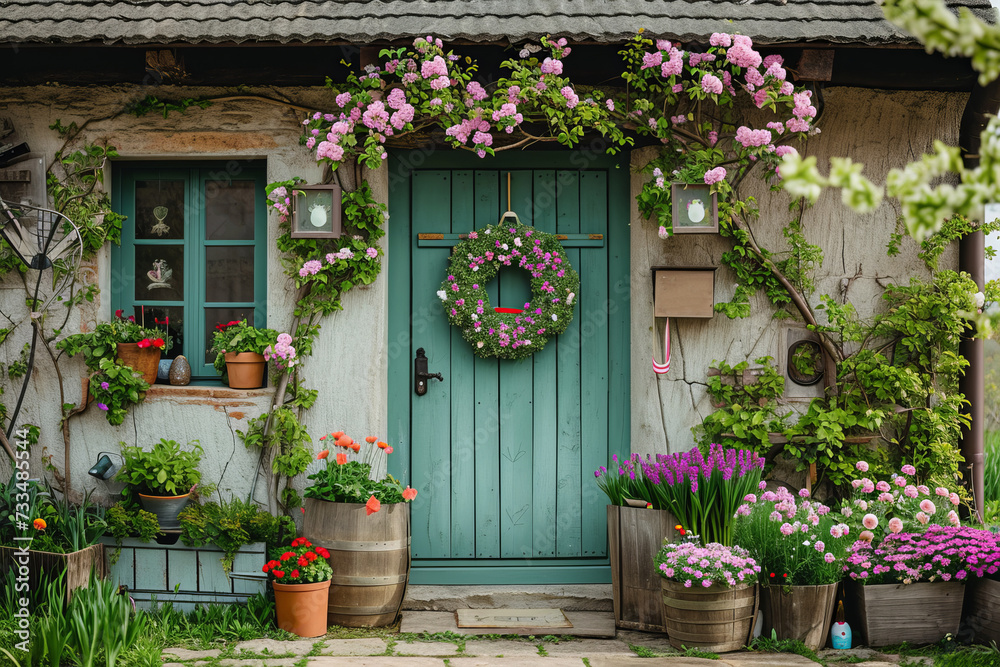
(414, 347, 444, 396)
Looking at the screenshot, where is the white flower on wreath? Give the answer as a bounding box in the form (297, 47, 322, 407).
(501, 243, 509, 250)
(551, 314, 558, 321)
(477, 341, 484, 348)
(437, 290, 447, 301)
(471, 314, 478, 321)
(514, 237, 522, 247)
(473, 266, 479, 271)
(485, 228, 491, 234)
(566, 292, 575, 305)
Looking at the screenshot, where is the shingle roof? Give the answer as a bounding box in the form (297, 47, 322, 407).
(0, 0, 995, 47)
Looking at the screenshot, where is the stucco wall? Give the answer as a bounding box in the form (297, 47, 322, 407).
(0, 85, 387, 504)
(629, 87, 967, 456)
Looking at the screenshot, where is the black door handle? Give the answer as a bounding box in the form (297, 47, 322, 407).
(414, 347, 444, 396)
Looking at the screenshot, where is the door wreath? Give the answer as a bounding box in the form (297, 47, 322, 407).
(438, 213, 580, 360)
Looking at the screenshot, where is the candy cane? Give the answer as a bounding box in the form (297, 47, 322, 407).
(653, 318, 670, 374)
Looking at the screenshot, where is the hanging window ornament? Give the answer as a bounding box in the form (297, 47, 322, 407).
(438, 211, 580, 360)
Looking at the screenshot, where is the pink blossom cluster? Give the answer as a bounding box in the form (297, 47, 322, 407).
(845, 525, 1000, 584)
(700, 73, 723, 95)
(655, 541, 761, 589)
(561, 86, 579, 109)
(267, 186, 291, 222)
(703, 167, 726, 185)
(838, 461, 964, 541)
(264, 333, 298, 370)
(726, 34, 762, 69)
(735, 126, 772, 148)
(325, 248, 354, 263)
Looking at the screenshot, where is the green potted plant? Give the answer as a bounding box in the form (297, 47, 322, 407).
(0, 473, 108, 603)
(264, 536, 334, 637)
(101, 309, 171, 384)
(303, 431, 417, 627)
(118, 438, 203, 530)
(733, 486, 851, 650)
(210, 319, 279, 389)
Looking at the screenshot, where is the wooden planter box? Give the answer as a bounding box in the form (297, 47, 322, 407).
(100, 537, 266, 611)
(845, 580, 965, 647)
(964, 577, 1000, 645)
(607, 504, 677, 632)
(760, 583, 838, 651)
(0, 544, 105, 603)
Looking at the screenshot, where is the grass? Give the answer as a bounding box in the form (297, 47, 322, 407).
(749, 630, 823, 663)
(985, 430, 1000, 524)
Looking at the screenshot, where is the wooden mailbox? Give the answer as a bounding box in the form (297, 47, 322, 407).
(652, 267, 717, 319)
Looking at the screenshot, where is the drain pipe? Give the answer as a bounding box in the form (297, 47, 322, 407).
(958, 78, 1000, 521)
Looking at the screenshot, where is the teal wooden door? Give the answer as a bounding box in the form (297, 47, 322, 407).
(388, 152, 630, 584)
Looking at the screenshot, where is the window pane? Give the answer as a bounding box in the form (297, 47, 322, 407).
(135, 180, 185, 240)
(205, 180, 255, 241)
(128, 306, 185, 360)
(205, 308, 255, 365)
(205, 246, 254, 302)
(134, 245, 184, 301)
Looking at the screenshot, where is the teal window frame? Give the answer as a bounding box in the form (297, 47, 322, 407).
(111, 161, 268, 380)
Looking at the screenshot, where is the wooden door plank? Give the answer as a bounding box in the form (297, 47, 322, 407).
(579, 171, 610, 557)
(499, 169, 535, 558)
(530, 169, 559, 558)
(449, 170, 477, 558)
(473, 169, 501, 558)
(606, 162, 631, 472)
(387, 155, 413, 484)
(411, 169, 453, 559)
(555, 171, 583, 558)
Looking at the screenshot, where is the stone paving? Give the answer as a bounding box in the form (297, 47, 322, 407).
(161, 636, 944, 666)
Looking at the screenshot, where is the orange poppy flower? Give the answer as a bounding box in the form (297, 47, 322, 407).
(365, 495, 381, 515)
(377, 441, 388, 449)
(336, 452, 348, 465)
(337, 435, 353, 448)
(402, 486, 418, 501)
(351, 443, 361, 452)
(33, 518, 46, 530)
(319, 435, 327, 441)
(317, 449, 329, 460)
(366, 436, 378, 444)
(332, 431, 345, 439)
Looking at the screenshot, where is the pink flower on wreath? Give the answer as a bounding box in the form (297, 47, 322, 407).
(703, 167, 726, 185)
(888, 517, 904, 534)
(919, 499, 937, 515)
(901, 464, 916, 475)
(862, 514, 878, 530)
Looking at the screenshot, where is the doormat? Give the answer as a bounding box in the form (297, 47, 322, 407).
(456, 608, 573, 629)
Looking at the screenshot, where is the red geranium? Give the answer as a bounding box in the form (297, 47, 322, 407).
(266, 538, 332, 584)
(152, 338, 165, 349)
(316, 547, 330, 559)
(136, 338, 152, 349)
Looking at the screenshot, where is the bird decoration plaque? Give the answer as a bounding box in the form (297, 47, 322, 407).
(671, 183, 719, 234)
(291, 183, 342, 238)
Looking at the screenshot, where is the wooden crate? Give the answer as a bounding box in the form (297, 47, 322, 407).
(101, 537, 266, 611)
(964, 577, 1000, 645)
(845, 580, 965, 647)
(0, 543, 105, 603)
(607, 505, 677, 632)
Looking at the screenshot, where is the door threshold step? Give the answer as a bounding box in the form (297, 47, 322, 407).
(400, 610, 616, 637)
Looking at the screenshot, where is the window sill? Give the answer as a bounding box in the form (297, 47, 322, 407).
(144, 383, 274, 409)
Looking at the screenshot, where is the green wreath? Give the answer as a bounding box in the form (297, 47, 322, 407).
(439, 213, 580, 360)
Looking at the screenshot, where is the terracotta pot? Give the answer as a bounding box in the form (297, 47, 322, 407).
(760, 583, 838, 650)
(224, 352, 266, 389)
(137, 492, 191, 531)
(115, 342, 161, 385)
(273, 579, 332, 637)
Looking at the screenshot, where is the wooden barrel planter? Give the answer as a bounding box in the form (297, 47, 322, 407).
(607, 504, 677, 632)
(760, 583, 838, 650)
(303, 498, 410, 628)
(661, 579, 758, 652)
(963, 578, 1000, 645)
(845, 580, 965, 647)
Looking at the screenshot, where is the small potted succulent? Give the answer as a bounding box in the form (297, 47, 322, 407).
(118, 438, 203, 530)
(210, 319, 279, 389)
(264, 536, 333, 637)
